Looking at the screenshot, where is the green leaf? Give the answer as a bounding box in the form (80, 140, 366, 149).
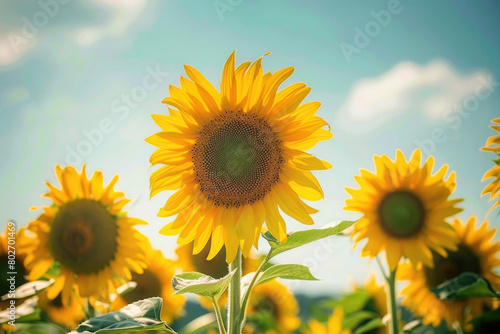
(263, 220, 356, 258)
(1, 279, 54, 300)
(468, 307, 500, 333)
(172, 271, 234, 301)
(354, 317, 384, 334)
(178, 313, 218, 334)
(251, 264, 318, 286)
(5, 323, 67, 334)
(342, 311, 378, 330)
(70, 297, 176, 334)
(430, 272, 499, 301)
(321, 290, 372, 314)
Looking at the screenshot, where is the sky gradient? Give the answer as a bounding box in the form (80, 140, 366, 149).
(1, 0, 499, 294)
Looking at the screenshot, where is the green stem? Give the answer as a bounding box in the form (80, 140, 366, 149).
(212, 297, 227, 334)
(240, 252, 271, 318)
(387, 268, 399, 334)
(227, 248, 242, 334)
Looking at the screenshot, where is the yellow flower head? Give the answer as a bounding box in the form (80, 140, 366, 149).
(345, 149, 462, 270)
(111, 246, 185, 323)
(147, 51, 332, 263)
(399, 217, 500, 328)
(481, 117, 500, 215)
(19, 165, 148, 305)
(38, 291, 86, 330)
(246, 279, 301, 334)
(302, 307, 351, 334)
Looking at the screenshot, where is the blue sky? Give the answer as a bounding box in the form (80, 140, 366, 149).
(1, 0, 499, 294)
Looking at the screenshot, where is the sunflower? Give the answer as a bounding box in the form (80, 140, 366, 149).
(1, 223, 29, 310)
(352, 275, 387, 334)
(18, 165, 148, 305)
(245, 279, 300, 334)
(481, 117, 500, 215)
(111, 247, 185, 323)
(344, 149, 462, 270)
(302, 307, 351, 334)
(399, 217, 500, 328)
(38, 291, 86, 330)
(175, 241, 260, 309)
(147, 51, 332, 263)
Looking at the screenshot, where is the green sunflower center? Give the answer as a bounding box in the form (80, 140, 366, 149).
(122, 269, 162, 304)
(49, 199, 118, 275)
(378, 191, 425, 237)
(425, 244, 481, 289)
(192, 110, 283, 207)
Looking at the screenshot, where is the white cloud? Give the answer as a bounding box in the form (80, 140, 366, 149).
(74, 0, 148, 46)
(337, 60, 492, 132)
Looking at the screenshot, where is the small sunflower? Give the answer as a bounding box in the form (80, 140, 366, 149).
(1, 223, 29, 310)
(399, 217, 500, 328)
(111, 247, 185, 323)
(19, 165, 148, 305)
(245, 279, 300, 334)
(175, 241, 260, 309)
(38, 291, 86, 330)
(352, 275, 387, 334)
(147, 51, 332, 263)
(481, 117, 500, 215)
(302, 307, 351, 334)
(344, 149, 463, 270)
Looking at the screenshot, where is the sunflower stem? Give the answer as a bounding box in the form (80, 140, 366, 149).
(387, 268, 399, 334)
(240, 252, 272, 321)
(227, 248, 243, 334)
(212, 297, 227, 334)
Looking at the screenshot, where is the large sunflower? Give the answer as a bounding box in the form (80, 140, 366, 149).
(481, 117, 500, 215)
(18, 165, 148, 305)
(302, 307, 351, 334)
(147, 51, 332, 263)
(399, 217, 500, 328)
(344, 149, 462, 270)
(111, 247, 185, 323)
(245, 279, 300, 334)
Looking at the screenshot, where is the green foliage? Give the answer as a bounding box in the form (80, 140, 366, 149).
(172, 271, 234, 302)
(430, 272, 499, 300)
(262, 220, 356, 258)
(253, 263, 318, 286)
(70, 297, 176, 334)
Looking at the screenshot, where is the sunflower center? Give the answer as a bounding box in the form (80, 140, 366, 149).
(424, 245, 481, 289)
(49, 199, 118, 275)
(122, 269, 162, 304)
(192, 110, 283, 207)
(378, 191, 425, 237)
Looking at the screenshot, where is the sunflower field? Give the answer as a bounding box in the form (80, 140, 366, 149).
(1, 1, 500, 334)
